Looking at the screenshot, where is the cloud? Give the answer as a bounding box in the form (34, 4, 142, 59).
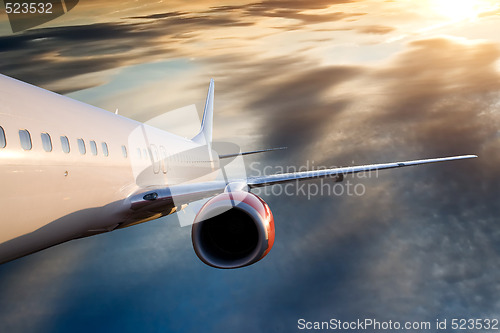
(478, 7, 500, 18)
(0, 0, 370, 92)
(0, 9, 258, 91)
(232, 36, 500, 328)
(132, 2, 367, 29)
(242, 8, 366, 26)
(356, 24, 395, 34)
(246, 65, 363, 152)
(214, 0, 367, 27)
(0, 22, 172, 91)
(368, 38, 500, 171)
(128, 11, 253, 27)
(239, 36, 500, 165)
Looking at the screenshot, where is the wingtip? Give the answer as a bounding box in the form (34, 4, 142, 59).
(452, 154, 477, 159)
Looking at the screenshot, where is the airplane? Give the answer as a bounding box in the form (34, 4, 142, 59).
(0, 74, 477, 268)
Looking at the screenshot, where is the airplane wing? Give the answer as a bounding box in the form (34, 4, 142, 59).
(246, 155, 477, 188)
(129, 154, 477, 213)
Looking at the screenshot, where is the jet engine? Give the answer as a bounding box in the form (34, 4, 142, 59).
(191, 191, 275, 269)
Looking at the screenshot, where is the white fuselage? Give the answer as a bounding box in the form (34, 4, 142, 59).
(0, 75, 218, 263)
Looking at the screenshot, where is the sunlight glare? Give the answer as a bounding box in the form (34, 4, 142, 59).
(431, 0, 495, 21)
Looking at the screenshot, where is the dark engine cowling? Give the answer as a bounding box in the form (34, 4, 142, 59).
(191, 191, 275, 269)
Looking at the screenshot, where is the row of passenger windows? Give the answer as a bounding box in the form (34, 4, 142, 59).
(0, 126, 209, 166)
(0, 126, 127, 158)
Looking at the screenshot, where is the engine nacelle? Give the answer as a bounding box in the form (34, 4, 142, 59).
(191, 191, 275, 269)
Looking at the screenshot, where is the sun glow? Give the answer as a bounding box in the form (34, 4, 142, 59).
(431, 0, 497, 21)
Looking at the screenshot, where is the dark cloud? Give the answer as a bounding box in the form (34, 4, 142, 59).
(132, 2, 366, 29)
(235, 0, 365, 26)
(239, 0, 365, 26)
(247, 66, 362, 152)
(128, 11, 189, 19)
(0, 22, 168, 90)
(128, 12, 253, 27)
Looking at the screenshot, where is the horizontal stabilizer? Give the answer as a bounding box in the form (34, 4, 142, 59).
(219, 147, 287, 159)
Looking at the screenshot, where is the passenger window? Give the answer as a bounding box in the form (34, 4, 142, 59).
(89, 140, 97, 155)
(143, 148, 147, 160)
(19, 130, 32, 150)
(41, 133, 52, 152)
(0, 126, 5, 148)
(60, 136, 70, 153)
(77, 139, 86, 155)
(137, 148, 141, 158)
(102, 142, 109, 156)
(121, 145, 127, 158)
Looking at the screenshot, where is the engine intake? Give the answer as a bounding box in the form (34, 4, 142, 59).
(191, 192, 275, 269)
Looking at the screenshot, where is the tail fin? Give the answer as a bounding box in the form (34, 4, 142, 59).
(192, 79, 214, 146)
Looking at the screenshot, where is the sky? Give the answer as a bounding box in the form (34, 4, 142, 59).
(1, 0, 500, 332)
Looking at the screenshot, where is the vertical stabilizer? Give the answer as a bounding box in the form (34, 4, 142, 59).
(192, 79, 214, 146)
